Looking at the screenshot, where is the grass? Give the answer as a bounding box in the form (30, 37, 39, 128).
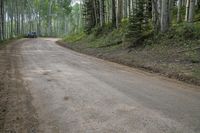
(87, 29, 123, 48)
(193, 69, 200, 78)
(63, 32, 86, 43)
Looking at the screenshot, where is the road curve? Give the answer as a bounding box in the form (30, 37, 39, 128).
(3, 38, 200, 133)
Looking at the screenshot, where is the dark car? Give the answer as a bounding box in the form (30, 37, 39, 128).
(27, 32, 37, 38)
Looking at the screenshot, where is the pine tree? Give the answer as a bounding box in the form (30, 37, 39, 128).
(125, 0, 148, 46)
(82, 0, 96, 34)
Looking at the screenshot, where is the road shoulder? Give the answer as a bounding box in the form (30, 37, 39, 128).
(0, 40, 39, 132)
(57, 40, 200, 87)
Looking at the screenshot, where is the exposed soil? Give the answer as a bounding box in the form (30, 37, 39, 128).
(57, 41, 200, 86)
(0, 39, 39, 133)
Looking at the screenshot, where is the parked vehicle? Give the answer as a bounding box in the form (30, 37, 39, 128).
(27, 32, 37, 38)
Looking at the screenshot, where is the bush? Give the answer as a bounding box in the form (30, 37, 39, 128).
(175, 22, 200, 39)
(63, 32, 85, 43)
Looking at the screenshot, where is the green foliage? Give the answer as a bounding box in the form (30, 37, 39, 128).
(193, 69, 200, 78)
(173, 22, 200, 40)
(63, 25, 124, 49)
(125, 1, 150, 47)
(67, 3, 83, 34)
(90, 24, 114, 37)
(63, 32, 86, 43)
(88, 29, 123, 48)
(82, 0, 96, 34)
(185, 51, 200, 63)
(195, 9, 200, 21)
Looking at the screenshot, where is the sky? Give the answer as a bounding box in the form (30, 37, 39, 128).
(72, 0, 80, 5)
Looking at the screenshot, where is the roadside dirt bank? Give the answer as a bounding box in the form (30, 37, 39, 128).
(57, 41, 200, 86)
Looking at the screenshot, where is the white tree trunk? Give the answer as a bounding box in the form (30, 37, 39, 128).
(185, 0, 190, 21)
(189, 0, 195, 22)
(99, 0, 104, 27)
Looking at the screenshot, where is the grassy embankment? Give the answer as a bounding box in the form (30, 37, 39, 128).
(59, 21, 200, 86)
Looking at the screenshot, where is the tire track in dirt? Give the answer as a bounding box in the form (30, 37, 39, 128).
(0, 40, 39, 133)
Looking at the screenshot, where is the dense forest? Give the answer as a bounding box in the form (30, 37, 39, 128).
(0, 0, 200, 41)
(23, 0, 195, 52)
(77, 0, 200, 46)
(0, 0, 77, 40)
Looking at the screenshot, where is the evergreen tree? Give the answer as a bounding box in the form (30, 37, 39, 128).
(125, 0, 148, 46)
(82, 0, 95, 33)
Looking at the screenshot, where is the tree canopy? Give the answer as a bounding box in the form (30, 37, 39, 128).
(0, 0, 200, 42)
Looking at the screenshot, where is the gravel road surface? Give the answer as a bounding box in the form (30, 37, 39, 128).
(1, 38, 200, 133)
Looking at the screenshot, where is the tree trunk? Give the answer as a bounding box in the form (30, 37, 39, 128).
(0, 0, 4, 40)
(48, 1, 52, 36)
(0, 0, 2, 40)
(112, 0, 117, 28)
(99, 0, 105, 27)
(177, 0, 182, 22)
(161, 0, 171, 32)
(188, 0, 195, 22)
(185, 0, 190, 21)
(117, 0, 123, 28)
(152, 0, 161, 32)
(124, 0, 128, 18)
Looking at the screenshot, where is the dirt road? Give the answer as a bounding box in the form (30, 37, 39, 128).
(1, 38, 200, 133)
